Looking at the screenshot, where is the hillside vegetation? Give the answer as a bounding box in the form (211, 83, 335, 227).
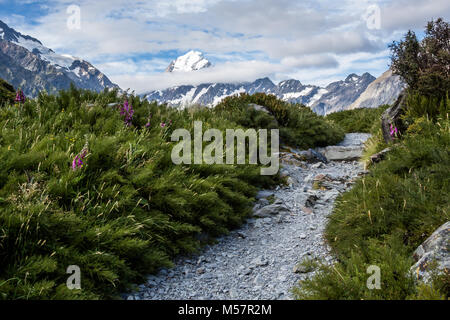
(216, 93, 345, 148)
(0, 86, 341, 299)
(325, 105, 389, 133)
(293, 18, 450, 300)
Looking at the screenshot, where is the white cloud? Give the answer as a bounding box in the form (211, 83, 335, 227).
(2, 0, 449, 92)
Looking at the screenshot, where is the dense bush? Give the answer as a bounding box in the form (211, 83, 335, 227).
(0, 86, 292, 299)
(389, 18, 449, 102)
(325, 105, 389, 133)
(216, 92, 345, 149)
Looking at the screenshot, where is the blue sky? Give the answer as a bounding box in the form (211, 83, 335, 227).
(1, 0, 449, 92)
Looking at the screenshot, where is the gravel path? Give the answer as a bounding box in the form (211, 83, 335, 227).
(125, 134, 370, 300)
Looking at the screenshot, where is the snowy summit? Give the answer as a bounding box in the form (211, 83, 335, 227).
(165, 50, 212, 72)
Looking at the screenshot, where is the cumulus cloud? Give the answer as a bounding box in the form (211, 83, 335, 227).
(2, 0, 449, 92)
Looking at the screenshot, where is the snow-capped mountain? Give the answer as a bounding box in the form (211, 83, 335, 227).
(143, 72, 397, 115)
(0, 20, 118, 97)
(308, 73, 376, 115)
(166, 50, 211, 72)
(348, 69, 406, 110)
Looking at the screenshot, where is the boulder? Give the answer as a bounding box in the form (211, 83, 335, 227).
(248, 103, 271, 114)
(293, 149, 328, 163)
(370, 147, 392, 164)
(316, 145, 364, 161)
(256, 190, 274, 200)
(305, 194, 319, 208)
(381, 91, 407, 144)
(253, 204, 289, 218)
(410, 221, 450, 283)
(316, 133, 371, 161)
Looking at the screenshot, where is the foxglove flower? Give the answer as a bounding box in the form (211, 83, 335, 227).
(119, 100, 134, 126)
(389, 124, 398, 138)
(145, 113, 152, 128)
(72, 149, 88, 171)
(15, 89, 26, 104)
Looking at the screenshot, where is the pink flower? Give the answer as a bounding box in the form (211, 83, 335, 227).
(119, 100, 134, 126)
(15, 89, 26, 103)
(72, 149, 88, 171)
(389, 124, 398, 137)
(160, 122, 166, 128)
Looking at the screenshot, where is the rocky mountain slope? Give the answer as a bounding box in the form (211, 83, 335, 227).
(348, 69, 406, 110)
(309, 73, 376, 115)
(144, 72, 378, 115)
(0, 20, 118, 97)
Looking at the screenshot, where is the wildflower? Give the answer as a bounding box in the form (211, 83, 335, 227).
(389, 124, 398, 138)
(15, 89, 26, 104)
(145, 113, 152, 128)
(119, 100, 134, 126)
(160, 120, 171, 128)
(72, 149, 88, 171)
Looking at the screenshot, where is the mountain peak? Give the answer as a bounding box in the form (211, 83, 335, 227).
(166, 50, 211, 72)
(0, 20, 118, 96)
(0, 20, 42, 44)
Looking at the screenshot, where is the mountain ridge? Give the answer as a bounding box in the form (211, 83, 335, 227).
(143, 71, 399, 115)
(0, 20, 119, 97)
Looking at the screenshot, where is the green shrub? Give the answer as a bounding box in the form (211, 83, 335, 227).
(216, 93, 345, 149)
(326, 105, 389, 133)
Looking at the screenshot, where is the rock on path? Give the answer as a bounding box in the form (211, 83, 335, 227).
(125, 134, 370, 300)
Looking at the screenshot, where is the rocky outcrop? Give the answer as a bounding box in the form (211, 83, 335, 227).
(410, 222, 450, 283)
(316, 133, 371, 161)
(381, 91, 407, 143)
(348, 69, 406, 110)
(370, 147, 392, 164)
